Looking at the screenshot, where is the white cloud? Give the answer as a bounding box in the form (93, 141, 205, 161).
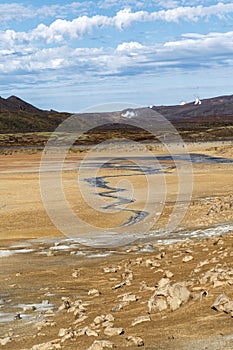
(0, 2, 91, 23)
(1, 30, 233, 76)
(0, 3, 232, 45)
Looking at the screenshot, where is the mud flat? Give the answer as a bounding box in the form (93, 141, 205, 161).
(0, 141, 233, 349)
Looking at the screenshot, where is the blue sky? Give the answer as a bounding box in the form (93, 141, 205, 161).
(0, 0, 233, 112)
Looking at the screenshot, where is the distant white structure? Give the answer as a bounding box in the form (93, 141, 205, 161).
(121, 110, 136, 119)
(180, 101, 186, 106)
(149, 105, 153, 109)
(194, 96, 202, 105)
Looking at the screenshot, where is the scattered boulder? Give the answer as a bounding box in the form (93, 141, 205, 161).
(211, 293, 233, 314)
(148, 282, 190, 313)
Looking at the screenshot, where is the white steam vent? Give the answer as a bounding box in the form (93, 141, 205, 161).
(121, 110, 137, 119)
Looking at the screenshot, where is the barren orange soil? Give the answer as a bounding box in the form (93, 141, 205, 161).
(0, 141, 233, 349)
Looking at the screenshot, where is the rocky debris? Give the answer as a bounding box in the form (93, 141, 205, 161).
(164, 270, 174, 278)
(87, 340, 116, 350)
(182, 255, 194, 263)
(93, 314, 115, 326)
(121, 293, 138, 302)
(67, 299, 88, 317)
(103, 266, 120, 273)
(211, 293, 233, 315)
(145, 259, 161, 268)
(111, 300, 131, 312)
(126, 335, 144, 347)
(139, 281, 156, 291)
(88, 289, 101, 297)
(31, 339, 61, 350)
(148, 296, 168, 312)
(0, 337, 12, 346)
(58, 297, 71, 311)
(86, 328, 99, 337)
(14, 313, 22, 320)
(73, 314, 88, 325)
(122, 269, 134, 286)
(112, 282, 126, 290)
(104, 327, 124, 336)
(35, 319, 57, 331)
(71, 270, 80, 278)
(198, 265, 233, 287)
(148, 282, 190, 313)
(131, 315, 151, 326)
(23, 305, 37, 312)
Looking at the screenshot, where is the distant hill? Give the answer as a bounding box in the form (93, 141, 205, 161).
(0, 95, 70, 133)
(0, 94, 232, 144)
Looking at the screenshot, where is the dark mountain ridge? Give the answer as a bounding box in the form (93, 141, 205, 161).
(0, 94, 232, 143)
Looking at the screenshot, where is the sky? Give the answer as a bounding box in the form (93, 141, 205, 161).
(0, 0, 233, 112)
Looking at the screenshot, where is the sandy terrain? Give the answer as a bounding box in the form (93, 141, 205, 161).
(0, 141, 233, 349)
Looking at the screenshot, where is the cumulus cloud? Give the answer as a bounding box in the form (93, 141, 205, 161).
(0, 3, 232, 46)
(1, 31, 233, 76)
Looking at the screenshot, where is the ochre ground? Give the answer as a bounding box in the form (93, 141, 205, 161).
(0, 141, 233, 349)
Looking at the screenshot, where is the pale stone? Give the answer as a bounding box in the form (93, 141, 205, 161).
(122, 293, 138, 302)
(131, 315, 151, 326)
(104, 327, 124, 336)
(182, 255, 194, 263)
(126, 336, 144, 347)
(88, 289, 101, 297)
(87, 340, 116, 350)
(86, 328, 99, 337)
(211, 293, 231, 312)
(148, 295, 167, 313)
(0, 337, 12, 346)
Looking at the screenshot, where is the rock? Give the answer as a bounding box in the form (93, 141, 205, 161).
(58, 298, 71, 311)
(102, 321, 114, 328)
(213, 280, 226, 288)
(145, 259, 161, 268)
(75, 328, 87, 337)
(126, 336, 144, 347)
(131, 315, 151, 326)
(23, 305, 37, 312)
(58, 328, 67, 337)
(94, 315, 105, 325)
(211, 293, 231, 312)
(87, 340, 116, 349)
(182, 255, 194, 263)
(14, 313, 22, 320)
(167, 283, 190, 311)
(148, 295, 167, 313)
(150, 282, 190, 313)
(157, 278, 170, 288)
(31, 339, 61, 350)
(164, 270, 174, 278)
(111, 301, 129, 312)
(86, 328, 99, 337)
(72, 270, 79, 278)
(122, 293, 138, 302)
(73, 315, 88, 325)
(0, 337, 12, 346)
(88, 289, 101, 297)
(105, 314, 114, 322)
(112, 282, 126, 290)
(103, 267, 119, 273)
(104, 327, 124, 336)
(139, 281, 156, 291)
